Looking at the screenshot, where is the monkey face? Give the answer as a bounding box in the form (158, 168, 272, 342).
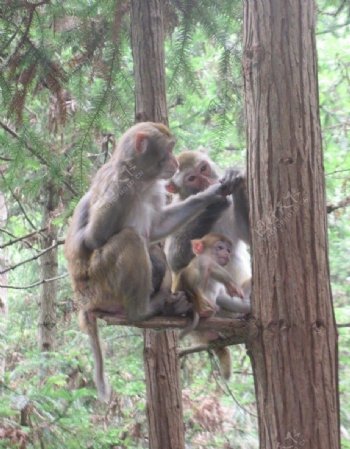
(137, 140, 178, 180)
(167, 151, 219, 198)
(183, 160, 216, 194)
(213, 240, 232, 266)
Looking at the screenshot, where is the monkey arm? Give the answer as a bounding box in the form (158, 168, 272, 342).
(220, 168, 250, 244)
(209, 262, 235, 286)
(165, 200, 229, 272)
(150, 184, 228, 243)
(83, 190, 133, 250)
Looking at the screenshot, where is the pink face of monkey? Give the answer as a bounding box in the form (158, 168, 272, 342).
(191, 234, 233, 267)
(211, 239, 232, 266)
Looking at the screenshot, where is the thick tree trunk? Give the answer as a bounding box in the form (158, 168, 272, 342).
(38, 184, 58, 351)
(131, 0, 168, 125)
(130, 1, 185, 448)
(243, 1, 340, 448)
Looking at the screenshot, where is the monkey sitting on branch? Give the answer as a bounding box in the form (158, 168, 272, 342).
(165, 150, 252, 312)
(174, 233, 247, 338)
(64, 122, 235, 401)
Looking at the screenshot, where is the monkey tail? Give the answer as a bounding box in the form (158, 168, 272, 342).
(79, 310, 111, 402)
(213, 346, 232, 380)
(179, 311, 200, 339)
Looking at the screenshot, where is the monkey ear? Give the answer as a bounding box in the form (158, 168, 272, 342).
(165, 181, 178, 194)
(191, 239, 203, 255)
(135, 132, 149, 154)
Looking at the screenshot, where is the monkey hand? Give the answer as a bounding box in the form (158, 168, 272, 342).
(201, 182, 232, 201)
(162, 291, 193, 316)
(198, 302, 219, 318)
(225, 282, 244, 298)
(219, 168, 245, 196)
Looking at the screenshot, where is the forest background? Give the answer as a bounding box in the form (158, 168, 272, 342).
(0, 1, 349, 448)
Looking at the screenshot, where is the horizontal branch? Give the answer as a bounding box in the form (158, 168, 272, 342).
(0, 240, 64, 275)
(0, 227, 47, 249)
(95, 312, 256, 345)
(327, 195, 350, 213)
(0, 272, 68, 290)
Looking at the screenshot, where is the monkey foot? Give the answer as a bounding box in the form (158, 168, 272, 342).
(163, 292, 193, 316)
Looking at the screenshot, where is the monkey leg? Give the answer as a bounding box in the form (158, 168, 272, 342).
(89, 228, 157, 321)
(193, 292, 218, 318)
(191, 330, 232, 380)
(213, 346, 232, 380)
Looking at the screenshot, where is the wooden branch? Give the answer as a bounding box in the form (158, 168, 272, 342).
(95, 312, 256, 345)
(337, 323, 350, 328)
(0, 272, 68, 290)
(0, 240, 64, 275)
(0, 227, 47, 249)
(327, 195, 350, 213)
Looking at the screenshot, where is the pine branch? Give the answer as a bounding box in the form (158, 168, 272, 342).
(0, 227, 47, 249)
(0, 240, 64, 275)
(0, 121, 77, 195)
(0, 171, 38, 231)
(0, 273, 68, 290)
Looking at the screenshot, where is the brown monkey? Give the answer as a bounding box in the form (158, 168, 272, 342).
(65, 123, 233, 400)
(165, 151, 251, 310)
(174, 233, 244, 337)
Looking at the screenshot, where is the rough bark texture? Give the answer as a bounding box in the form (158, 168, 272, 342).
(38, 184, 58, 351)
(144, 331, 184, 449)
(131, 0, 168, 125)
(243, 1, 340, 448)
(130, 1, 185, 448)
(0, 193, 8, 379)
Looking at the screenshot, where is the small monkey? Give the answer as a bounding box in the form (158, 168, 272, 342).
(174, 233, 244, 338)
(65, 123, 234, 400)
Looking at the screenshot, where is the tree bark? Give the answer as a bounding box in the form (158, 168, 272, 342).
(38, 183, 58, 351)
(0, 193, 8, 380)
(130, 1, 185, 448)
(131, 0, 168, 125)
(243, 1, 340, 448)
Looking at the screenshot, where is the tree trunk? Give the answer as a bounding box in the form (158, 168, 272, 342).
(243, 1, 340, 448)
(131, 0, 168, 125)
(130, 1, 185, 448)
(38, 184, 58, 351)
(0, 193, 8, 380)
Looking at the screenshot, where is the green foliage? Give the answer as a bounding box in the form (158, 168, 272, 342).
(0, 0, 349, 447)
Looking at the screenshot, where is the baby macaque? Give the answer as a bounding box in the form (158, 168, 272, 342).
(174, 233, 244, 337)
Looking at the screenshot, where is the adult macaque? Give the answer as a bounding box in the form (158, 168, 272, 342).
(65, 123, 233, 400)
(165, 151, 251, 310)
(174, 233, 245, 337)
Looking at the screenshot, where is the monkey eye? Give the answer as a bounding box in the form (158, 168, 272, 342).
(200, 163, 208, 173)
(187, 175, 196, 182)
